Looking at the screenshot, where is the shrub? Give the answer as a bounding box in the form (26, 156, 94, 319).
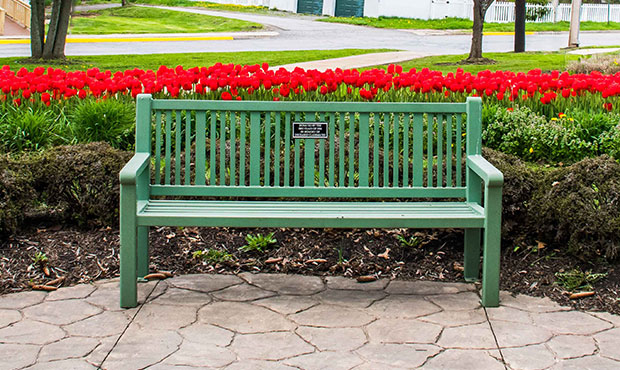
(34, 142, 132, 227)
(483, 148, 539, 244)
(70, 99, 135, 150)
(0, 155, 36, 236)
(483, 106, 602, 163)
(567, 54, 620, 75)
(0, 108, 66, 152)
(529, 156, 620, 260)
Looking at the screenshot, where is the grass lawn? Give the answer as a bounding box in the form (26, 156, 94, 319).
(0, 49, 393, 72)
(368, 51, 582, 74)
(319, 16, 620, 32)
(69, 5, 263, 34)
(130, 0, 288, 15)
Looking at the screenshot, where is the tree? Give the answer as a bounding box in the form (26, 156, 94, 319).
(465, 0, 496, 63)
(515, 0, 526, 52)
(30, 0, 72, 60)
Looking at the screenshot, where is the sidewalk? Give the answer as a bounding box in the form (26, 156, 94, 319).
(274, 51, 439, 72)
(1, 274, 619, 369)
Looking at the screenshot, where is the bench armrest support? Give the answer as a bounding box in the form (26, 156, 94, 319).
(467, 155, 503, 188)
(120, 153, 150, 185)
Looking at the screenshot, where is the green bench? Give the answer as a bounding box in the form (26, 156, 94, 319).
(119, 94, 503, 308)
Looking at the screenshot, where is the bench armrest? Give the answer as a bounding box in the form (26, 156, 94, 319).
(119, 153, 150, 185)
(467, 155, 504, 188)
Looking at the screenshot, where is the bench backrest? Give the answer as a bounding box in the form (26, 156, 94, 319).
(135, 94, 482, 199)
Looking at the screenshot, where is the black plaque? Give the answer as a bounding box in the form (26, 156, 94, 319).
(292, 122, 328, 139)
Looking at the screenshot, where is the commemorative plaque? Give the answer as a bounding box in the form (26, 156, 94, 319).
(292, 121, 328, 139)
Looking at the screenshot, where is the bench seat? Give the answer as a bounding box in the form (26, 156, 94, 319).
(137, 200, 486, 228)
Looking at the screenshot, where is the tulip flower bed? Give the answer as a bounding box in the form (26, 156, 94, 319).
(0, 63, 618, 159)
(1, 63, 617, 111)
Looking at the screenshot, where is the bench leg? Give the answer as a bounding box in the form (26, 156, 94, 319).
(137, 226, 149, 278)
(463, 228, 481, 282)
(481, 187, 502, 308)
(120, 187, 138, 309)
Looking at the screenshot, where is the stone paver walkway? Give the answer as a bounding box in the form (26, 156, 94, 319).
(1, 274, 620, 369)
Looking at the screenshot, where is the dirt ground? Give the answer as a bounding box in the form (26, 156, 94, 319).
(1, 225, 618, 314)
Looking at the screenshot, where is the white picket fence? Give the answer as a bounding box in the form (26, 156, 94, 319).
(195, 0, 620, 22)
(487, 2, 620, 23)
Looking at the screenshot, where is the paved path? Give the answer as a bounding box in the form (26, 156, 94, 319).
(274, 51, 443, 71)
(2, 274, 620, 370)
(1, 18, 29, 37)
(1, 6, 620, 57)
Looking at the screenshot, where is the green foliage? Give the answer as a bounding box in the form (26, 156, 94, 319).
(36, 143, 132, 227)
(192, 248, 233, 263)
(525, 0, 551, 22)
(555, 268, 607, 292)
(0, 155, 37, 236)
(0, 108, 66, 152)
(395, 234, 421, 248)
(483, 106, 619, 163)
(529, 156, 620, 260)
(239, 232, 277, 253)
(31, 251, 49, 266)
(70, 99, 135, 150)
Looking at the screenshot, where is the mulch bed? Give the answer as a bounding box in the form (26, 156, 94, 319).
(1, 225, 618, 315)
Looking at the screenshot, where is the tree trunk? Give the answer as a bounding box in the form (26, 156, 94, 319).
(466, 0, 495, 63)
(42, 0, 72, 60)
(515, 0, 526, 52)
(30, 0, 46, 59)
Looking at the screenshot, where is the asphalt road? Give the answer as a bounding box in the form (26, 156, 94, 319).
(1, 6, 619, 57)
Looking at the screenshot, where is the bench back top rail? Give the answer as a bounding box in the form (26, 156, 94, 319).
(135, 95, 482, 199)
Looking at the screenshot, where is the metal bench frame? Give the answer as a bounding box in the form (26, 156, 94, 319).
(120, 94, 503, 308)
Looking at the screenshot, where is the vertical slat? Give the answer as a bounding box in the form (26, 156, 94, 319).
(239, 112, 246, 186)
(338, 112, 345, 186)
(195, 111, 206, 185)
(456, 114, 463, 187)
(210, 111, 217, 185)
(427, 114, 434, 188)
(294, 113, 301, 187)
(304, 138, 315, 187)
(230, 112, 236, 186)
(184, 112, 191, 185)
(383, 113, 389, 187)
(328, 113, 335, 187)
(413, 113, 423, 187)
(250, 112, 261, 186)
(164, 111, 172, 185)
(348, 112, 355, 187)
(220, 111, 226, 186)
(358, 112, 369, 187)
(274, 113, 281, 187)
(154, 110, 162, 185)
(373, 114, 379, 187)
(265, 113, 271, 187)
(393, 114, 399, 187)
(284, 112, 291, 186)
(402, 113, 409, 187)
(318, 113, 325, 187)
(174, 111, 181, 185)
(446, 115, 453, 188)
(437, 114, 444, 188)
